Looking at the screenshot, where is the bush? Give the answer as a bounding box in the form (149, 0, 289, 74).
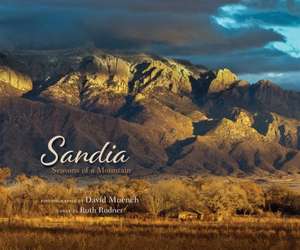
(265, 185, 300, 215)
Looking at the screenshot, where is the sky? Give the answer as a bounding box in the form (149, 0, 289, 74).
(0, 0, 299, 89)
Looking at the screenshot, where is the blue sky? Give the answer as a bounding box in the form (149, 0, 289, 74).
(211, 1, 300, 88)
(0, 0, 299, 89)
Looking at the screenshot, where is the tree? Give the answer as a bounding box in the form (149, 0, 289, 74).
(199, 179, 249, 217)
(239, 181, 265, 214)
(0, 167, 11, 184)
(143, 179, 202, 215)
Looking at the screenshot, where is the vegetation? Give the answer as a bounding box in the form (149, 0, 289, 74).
(0, 168, 300, 219)
(1, 167, 300, 249)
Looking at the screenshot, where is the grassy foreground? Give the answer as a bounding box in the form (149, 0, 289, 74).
(1, 216, 300, 250)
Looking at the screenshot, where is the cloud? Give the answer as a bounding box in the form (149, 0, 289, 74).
(0, 0, 241, 14)
(123, 0, 242, 14)
(0, 0, 298, 82)
(231, 11, 300, 26)
(192, 48, 300, 74)
(241, 0, 282, 9)
(242, 0, 300, 12)
(240, 71, 300, 90)
(0, 1, 284, 53)
(214, 2, 300, 58)
(0, 5, 87, 49)
(287, 0, 300, 13)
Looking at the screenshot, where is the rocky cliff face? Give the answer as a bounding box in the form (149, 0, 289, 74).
(208, 68, 239, 94)
(0, 49, 299, 177)
(0, 66, 32, 96)
(18, 51, 202, 115)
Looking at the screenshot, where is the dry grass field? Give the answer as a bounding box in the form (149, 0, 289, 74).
(1, 216, 300, 250)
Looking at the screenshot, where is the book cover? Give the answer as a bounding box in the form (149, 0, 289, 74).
(0, 1, 300, 249)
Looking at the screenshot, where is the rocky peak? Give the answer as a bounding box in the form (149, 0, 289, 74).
(257, 80, 277, 87)
(206, 110, 264, 144)
(264, 113, 300, 149)
(39, 53, 199, 115)
(130, 58, 194, 95)
(252, 80, 283, 95)
(208, 68, 239, 94)
(80, 55, 130, 78)
(230, 108, 254, 127)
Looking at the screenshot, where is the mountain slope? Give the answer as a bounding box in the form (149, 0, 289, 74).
(0, 49, 299, 177)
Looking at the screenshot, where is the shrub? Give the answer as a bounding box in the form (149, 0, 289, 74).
(265, 185, 300, 215)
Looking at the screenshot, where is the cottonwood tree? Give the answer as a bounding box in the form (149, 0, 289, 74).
(199, 179, 249, 217)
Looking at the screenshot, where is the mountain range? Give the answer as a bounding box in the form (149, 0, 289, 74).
(0, 48, 300, 177)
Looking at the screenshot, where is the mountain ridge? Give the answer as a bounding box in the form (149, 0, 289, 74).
(0, 49, 299, 177)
